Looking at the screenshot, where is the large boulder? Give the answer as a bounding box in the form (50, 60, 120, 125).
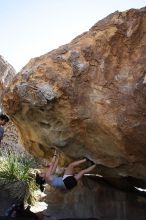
(2, 8, 146, 181)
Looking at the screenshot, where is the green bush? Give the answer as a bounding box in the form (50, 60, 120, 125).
(0, 148, 38, 205)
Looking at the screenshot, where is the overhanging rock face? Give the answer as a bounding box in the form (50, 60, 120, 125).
(2, 8, 146, 180)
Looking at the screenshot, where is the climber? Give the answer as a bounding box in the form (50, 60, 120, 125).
(0, 114, 9, 145)
(36, 150, 96, 191)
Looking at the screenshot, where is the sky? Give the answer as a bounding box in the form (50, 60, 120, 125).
(0, 0, 146, 72)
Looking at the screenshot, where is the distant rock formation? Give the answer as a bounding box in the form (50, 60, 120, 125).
(1, 120, 25, 153)
(0, 56, 16, 107)
(0, 56, 24, 152)
(0, 55, 16, 86)
(2, 8, 146, 183)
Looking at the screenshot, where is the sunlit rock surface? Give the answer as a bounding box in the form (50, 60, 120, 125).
(2, 8, 146, 182)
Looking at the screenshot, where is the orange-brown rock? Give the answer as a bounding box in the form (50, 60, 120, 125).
(2, 8, 146, 180)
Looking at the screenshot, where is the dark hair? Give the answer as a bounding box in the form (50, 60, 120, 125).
(35, 172, 46, 192)
(0, 114, 9, 122)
